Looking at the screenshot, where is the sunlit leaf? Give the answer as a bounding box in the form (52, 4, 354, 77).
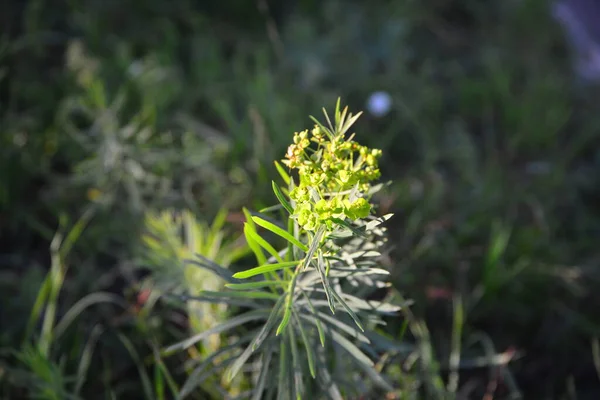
(274, 160, 291, 186)
(251, 216, 308, 252)
(272, 181, 294, 215)
(276, 274, 298, 335)
(225, 280, 283, 290)
(244, 222, 284, 263)
(233, 261, 299, 279)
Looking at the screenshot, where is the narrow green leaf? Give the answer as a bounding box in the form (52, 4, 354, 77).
(293, 311, 316, 378)
(330, 217, 367, 237)
(334, 97, 342, 127)
(233, 261, 298, 279)
(330, 289, 364, 331)
(162, 310, 268, 355)
(258, 204, 283, 214)
(225, 280, 283, 290)
(327, 327, 373, 366)
(180, 342, 241, 398)
(251, 295, 286, 351)
(301, 289, 326, 347)
(252, 216, 308, 252)
(272, 181, 294, 215)
(329, 326, 394, 391)
(309, 115, 334, 139)
(302, 226, 324, 271)
(196, 290, 279, 300)
(316, 251, 336, 313)
(365, 213, 393, 230)
(252, 345, 275, 400)
(243, 223, 267, 265)
(274, 160, 291, 186)
(244, 222, 284, 263)
(278, 336, 291, 400)
(288, 324, 304, 400)
(225, 297, 285, 383)
(315, 355, 343, 400)
(186, 255, 235, 283)
(333, 292, 404, 314)
(117, 333, 155, 400)
(154, 360, 165, 400)
(322, 106, 334, 133)
(315, 311, 370, 343)
(340, 111, 363, 136)
(276, 274, 298, 335)
(54, 292, 126, 340)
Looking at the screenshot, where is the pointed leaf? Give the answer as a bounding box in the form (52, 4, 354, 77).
(162, 310, 268, 356)
(244, 223, 284, 263)
(293, 311, 316, 378)
(272, 181, 294, 215)
(309, 115, 334, 139)
(225, 280, 283, 290)
(226, 296, 284, 381)
(274, 161, 291, 186)
(365, 213, 393, 230)
(340, 111, 363, 136)
(251, 216, 308, 252)
(243, 217, 267, 265)
(278, 335, 292, 400)
(329, 327, 394, 391)
(288, 324, 304, 400)
(276, 274, 298, 335)
(251, 295, 286, 351)
(316, 251, 336, 313)
(322, 106, 334, 133)
(186, 256, 236, 283)
(301, 289, 326, 347)
(315, 311, 370, 343)
(180, 340, 245, 398)
(233, 261, 299, 279)
(252, 345, 275, 400)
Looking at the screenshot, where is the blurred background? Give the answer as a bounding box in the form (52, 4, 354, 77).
(2, 0, 600, 398)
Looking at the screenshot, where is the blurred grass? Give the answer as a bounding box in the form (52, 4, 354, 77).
(2, 0, 600, 398)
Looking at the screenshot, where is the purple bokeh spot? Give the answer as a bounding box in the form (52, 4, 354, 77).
(552, 0, 600, 81)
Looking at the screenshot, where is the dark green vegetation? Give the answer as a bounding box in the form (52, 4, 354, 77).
(2, 0, 600, 398)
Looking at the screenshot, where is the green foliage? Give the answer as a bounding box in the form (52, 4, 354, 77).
(164, 103, 406, 399)
(3, 0, 600, 398)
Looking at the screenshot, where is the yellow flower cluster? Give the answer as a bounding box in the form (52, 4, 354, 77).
(282, 124, 381, 231)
